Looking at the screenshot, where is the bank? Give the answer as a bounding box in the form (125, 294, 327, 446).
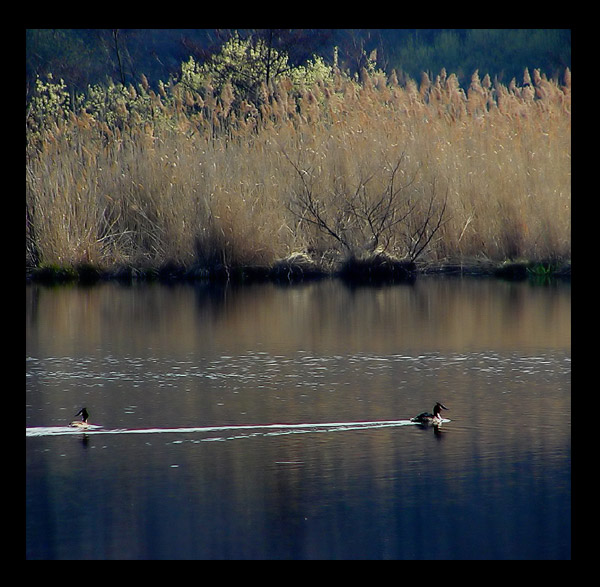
(26, 253, 571, 286)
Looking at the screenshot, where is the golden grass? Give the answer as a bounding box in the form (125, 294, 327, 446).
(26, 67, 571, 273)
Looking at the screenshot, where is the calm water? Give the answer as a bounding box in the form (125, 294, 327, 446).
(26, 277, 571, 559)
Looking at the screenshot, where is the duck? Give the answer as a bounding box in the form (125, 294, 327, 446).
(411, 402, 449, 426)
(70, 407, 90, 428)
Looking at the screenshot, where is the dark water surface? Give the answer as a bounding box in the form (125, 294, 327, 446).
(26, 278, 570, 559)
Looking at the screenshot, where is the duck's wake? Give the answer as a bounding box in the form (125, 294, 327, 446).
(26, 419, 445, 439)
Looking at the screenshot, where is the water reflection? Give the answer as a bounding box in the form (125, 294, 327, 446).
(26, 278, 570, 357)
(26, 278, 570, 559)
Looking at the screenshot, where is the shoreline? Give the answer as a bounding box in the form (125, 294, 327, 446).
(26, 257, 571, 286)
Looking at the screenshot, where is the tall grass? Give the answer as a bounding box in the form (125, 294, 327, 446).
(26, 66, 570, 273)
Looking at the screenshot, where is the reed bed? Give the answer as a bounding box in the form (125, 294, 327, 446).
(26, 66, 571, 277)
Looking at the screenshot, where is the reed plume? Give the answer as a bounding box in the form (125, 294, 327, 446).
(26, 65, 571, 274)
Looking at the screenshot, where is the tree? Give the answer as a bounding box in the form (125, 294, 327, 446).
(179, 32, 334, 107)
(179, 32, 287, 104)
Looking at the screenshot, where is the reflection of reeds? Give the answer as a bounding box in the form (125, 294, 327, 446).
(26, 67, 571, 274)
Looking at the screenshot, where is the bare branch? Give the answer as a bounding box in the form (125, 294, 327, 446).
(283, 149, 352, 252)
(283, 145, 446, 263)
(408, 181, 450, 262)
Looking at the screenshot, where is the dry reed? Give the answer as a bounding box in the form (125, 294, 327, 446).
(26, 66, 571, 274)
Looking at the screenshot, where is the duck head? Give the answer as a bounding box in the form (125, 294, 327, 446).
(74, 407, 89, 423)
(433, 403, 449, 417)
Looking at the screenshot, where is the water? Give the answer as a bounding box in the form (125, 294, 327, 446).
(26, 277, 571, 559)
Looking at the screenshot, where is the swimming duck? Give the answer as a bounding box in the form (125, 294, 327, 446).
(70, 407, 89, 428)
(411, 402, 449, 426)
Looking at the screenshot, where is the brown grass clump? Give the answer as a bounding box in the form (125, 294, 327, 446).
(26, 65, 570, 275)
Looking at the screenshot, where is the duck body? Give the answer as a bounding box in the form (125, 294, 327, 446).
(411, 402, 449, 426)
(70, 407, 90, 428)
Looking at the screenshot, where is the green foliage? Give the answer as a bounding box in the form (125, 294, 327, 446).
(526, 262, 560, 283)
(26, 32, 346, 146)
(184, 33, 288, 93)
(179, 32, 337, 105)
(527, 262, 554, 276)
(288, 54, 337, 89)
(26, 74, 73, 135)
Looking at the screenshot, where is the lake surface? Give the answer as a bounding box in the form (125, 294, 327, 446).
(26, 277, 571, 559)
